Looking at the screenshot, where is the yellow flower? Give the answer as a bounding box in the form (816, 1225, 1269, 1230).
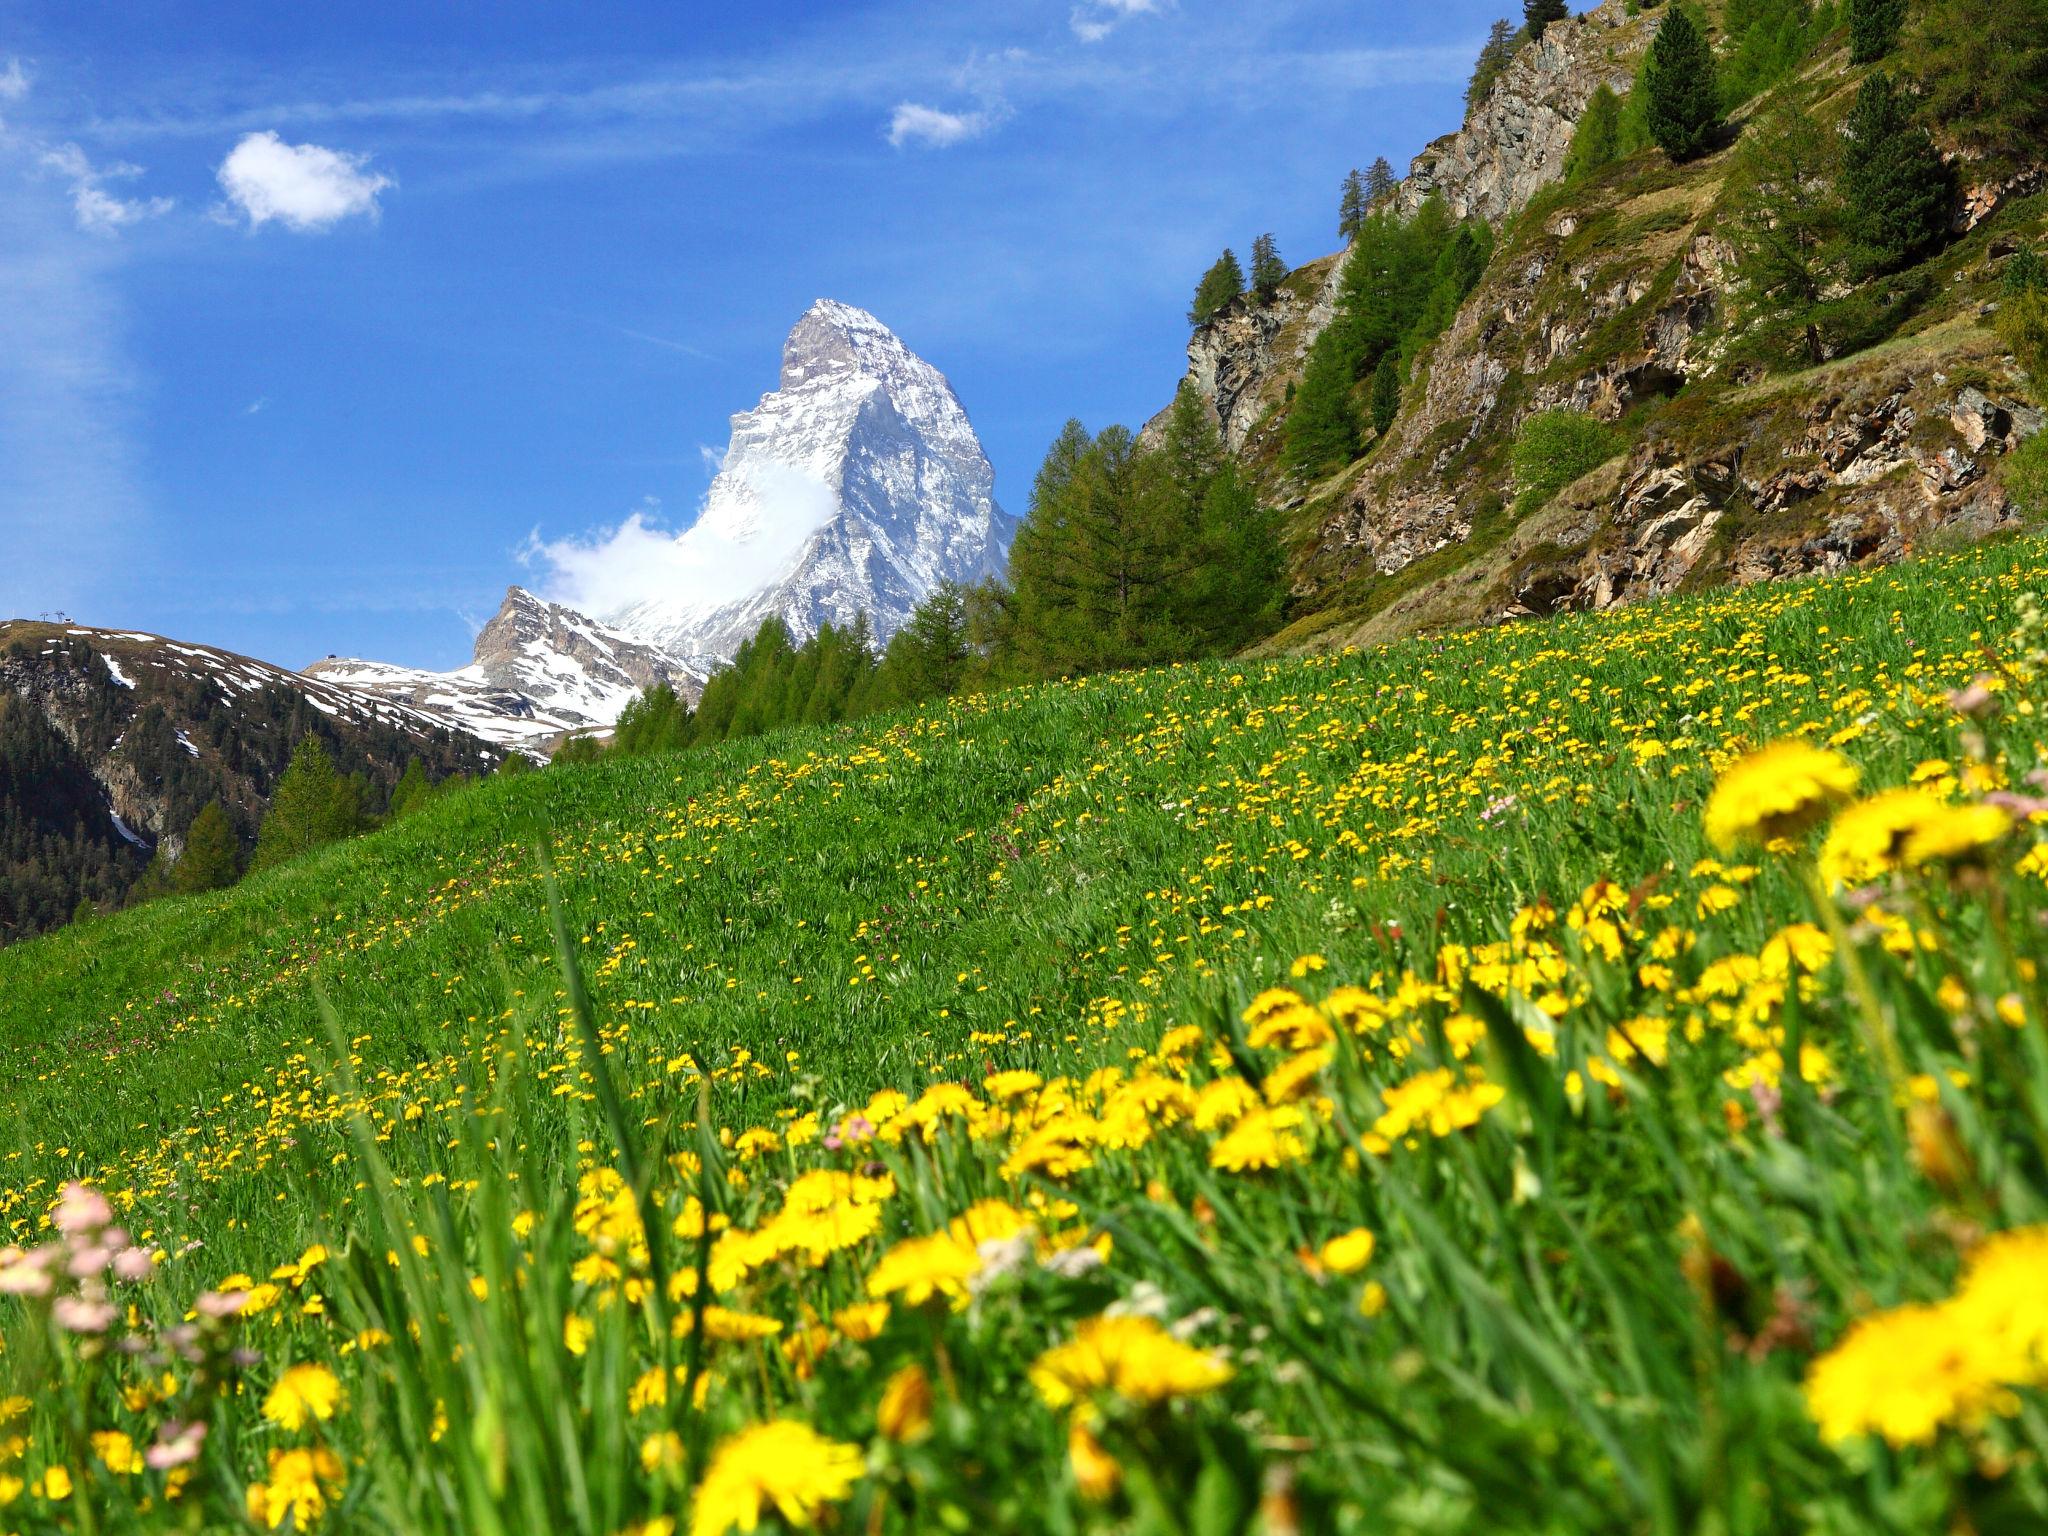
(1704, 740, 1859, 851)
(1067, 1420, 1121, 1501)
(35, 1465, 71, 1502)
(876, 1363, 933, 1442)
(1819, 789, 1942, 886)
(1803, 1302, 2011, 1447)
(1209, 1104, 1309, 1172)
(262, 1363, 344, 1432)
(1900, 802, 2012, 868)
(563, 1312, 594, 1356)
(248, 1447, 345, 1530)
(91, 1431, 141, 1475)
(1030, 1313, 1232, 1410)
(864, 1232, 980, 1306)
(831, 1301, 890, 1342)
(641, 1431, 686, 1475)
(689, 1420, 862, 1536)
(1316, 1227, 1376, 1276)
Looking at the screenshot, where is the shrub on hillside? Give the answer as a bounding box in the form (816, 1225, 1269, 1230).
(1510, 410, 1628, 516)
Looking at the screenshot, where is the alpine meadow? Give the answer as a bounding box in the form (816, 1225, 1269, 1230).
(6, 0, 2048, 1533)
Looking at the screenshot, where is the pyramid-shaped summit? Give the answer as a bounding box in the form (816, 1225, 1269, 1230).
(609, 300, 1017, 667)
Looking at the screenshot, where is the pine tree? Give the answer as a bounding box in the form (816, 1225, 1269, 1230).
(174, 801, 239, 893)
(1284, 330, 1362, 476)
(1467, 20, 1518, 110)
(1366, 157, 1397, 204)
(387, 758, 432, 820)
(1644, 4, 1721, 161)
(1524, 0, 1569, 41)
(1249, 234, 1288, 300)
(612, 684, 691, 756)
(253, 735, 361, 870)
(1339, 170, 1368, 240)
(1909, 0, 2048, 179)
(1848, 0, 1905, 64)
(1728, 105, 1846, 361)
(1563, 84, 1625, 182)
(1369, 352, 1405, 438)
(1842, 71, 1953, 274)
(1188, 249, 1245, 326)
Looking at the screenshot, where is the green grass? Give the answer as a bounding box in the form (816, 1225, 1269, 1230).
(6, 536, 2048, 1532)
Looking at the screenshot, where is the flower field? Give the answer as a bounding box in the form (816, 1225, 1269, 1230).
(6, 536, 2048, 1533)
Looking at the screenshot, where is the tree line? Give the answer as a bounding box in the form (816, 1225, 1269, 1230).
(578, 390, 1290, 766)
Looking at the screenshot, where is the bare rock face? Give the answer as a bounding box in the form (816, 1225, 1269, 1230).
(1396, 0, 1644, 224)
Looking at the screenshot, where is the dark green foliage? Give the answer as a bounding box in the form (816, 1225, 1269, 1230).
(1563, 84, 1625, 183)
(867, 583, 972, 707)
(1284, 332, 1363, 476)
(2002, 247, 2048, 381)
(0, 687, 145, 941)
(1339, 169, 1368, 240)
(1367, 157, 1396, 204)
(1249, 234, 1288, 300)
(1284, 199, 1492, 475)
(1848, 0, 1904, 63)
(1842, 71, 1953, 274)
(1524, 0, 1569, 42)
(1644, 4, 1720, 160)
(173, 801, 240, 894)
(254, 735, 365, 871)
(1468, 20, 1519, 110)
(1727, 104, 1847, 362)
(1720, 0, 1831, 107)
(1510, 411, 1628, 516)
(387, 759, 433, 820)
(551, 734, 605, 765)
(1188, 249, 1245, 327)
(610, 684, 691, 758)
(2007, 248, 2048, 300)
(1369, 351, 1404, 438)
(1910, 0, 2048, 178)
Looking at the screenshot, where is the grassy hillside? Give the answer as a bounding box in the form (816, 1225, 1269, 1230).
(6, 535, 2048, 1531)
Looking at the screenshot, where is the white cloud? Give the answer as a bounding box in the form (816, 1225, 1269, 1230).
(0, 57, 29, 104)
(886, 102, 995, 149)
(526, 464, 837, 623)
(216, 130, 391, 231)
(39, 143, 174, 234)
(1071, 0, 1168, 43)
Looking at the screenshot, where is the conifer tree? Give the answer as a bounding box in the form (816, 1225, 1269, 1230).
(254, 735, 361, 870)
(1908, 0, 2048, 178)
(1728, 104, 1846, 361)
(1339, 170, 1368, 240)
(174, 801, 239, 893)
(1467, 20, 1518, 109)
(1644, 4, 1721, 161)
(1842, 70, 1953, 274)
(1249, 234, 1288, 300)
(387, 758, 432, 820)
(1367, 157, 1397, 204)
(1563, 84, 1625, 182)
(1524, 0, 1569, 42)
(1369, 351, 1405, 438)
(1284, 331, 1362, 476)
(1188, 249, 1245, 326)
(612, 684, 691, 756)
(1848, 0, 1905, 64)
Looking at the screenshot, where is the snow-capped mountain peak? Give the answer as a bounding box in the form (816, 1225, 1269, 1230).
(608, 301, 1015, 667)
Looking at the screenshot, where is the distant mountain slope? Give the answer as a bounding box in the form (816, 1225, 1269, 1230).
(609, 300, 1018, 668)
(307, 586, 698, 754)
(0, 621, 499, 942)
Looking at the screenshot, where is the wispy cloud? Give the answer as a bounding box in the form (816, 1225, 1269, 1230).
(215, 130, 392, 231)
(1071, 0, 1169, 44)
(0, 57, 29, 106)
(39, 142, 174, 233)
(886, 101, 997, 149)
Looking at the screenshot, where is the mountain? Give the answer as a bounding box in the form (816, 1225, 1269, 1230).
(306, 586, 698, 755)
(0, 621, 500, 942)
(608, 299, 1018, 668)
(1155, 0, 2046, 651)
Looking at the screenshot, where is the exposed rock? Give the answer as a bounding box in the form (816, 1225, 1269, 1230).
(1397, 0, 1645, 224)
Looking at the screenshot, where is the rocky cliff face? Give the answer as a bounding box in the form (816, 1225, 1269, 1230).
(308, 587, 694, 754)
(1152, 1, 1648, 467)
(1396, 0, 1644, 224)
(610, 300, 1017, 667)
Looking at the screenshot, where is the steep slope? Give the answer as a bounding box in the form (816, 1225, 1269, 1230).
(609, 300, 1017, 667)
(308, 586, 698, 754)
(0, 622, 499, 940)
(1154, 0, 2046, 651)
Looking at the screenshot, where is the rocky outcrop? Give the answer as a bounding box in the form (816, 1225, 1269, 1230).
(1396, 1, 1645, 224)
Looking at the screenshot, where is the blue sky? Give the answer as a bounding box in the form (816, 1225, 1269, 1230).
(1, 0, 1497, 670)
